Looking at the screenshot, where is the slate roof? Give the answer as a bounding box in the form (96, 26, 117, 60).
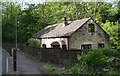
(32, 18, 92, 38)
(32, 17, 109, 39)
(32, 17, 91, 38)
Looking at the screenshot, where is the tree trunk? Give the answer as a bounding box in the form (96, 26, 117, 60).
(73, 0, 78, 20)
(94, 2, 97, 18)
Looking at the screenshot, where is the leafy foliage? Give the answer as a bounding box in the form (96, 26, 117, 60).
(2, 1, 120, 75)
(43, 48, 120, 74)
(2, 2, 120, 50)
(43, 65, 57, 73)
(102, 48, 119, 58)
(77, 49, 110, 67)
(27, 38, 40, 47)
(101, 20, 120, 50)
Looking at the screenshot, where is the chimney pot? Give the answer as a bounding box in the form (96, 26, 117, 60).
(63, 17, 67, 27)
(64, 17, 66, 22)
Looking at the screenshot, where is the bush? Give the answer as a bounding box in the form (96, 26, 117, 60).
(43, 65, 57, 73)
(102, 48, 119, 58)
(77, 49, 111, 67)
(43, 48, 120, 74)
(28, 38, 40, 47)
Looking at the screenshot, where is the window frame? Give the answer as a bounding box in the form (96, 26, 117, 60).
(51, 41, 60, 49)
(88, 23, 94, 32)
(62, 45, 67, 49)
(81, 44, 92, 50)
(98, 43, 104, 49)
(42, 44, 46, 48)
(52, 45, 60, 49)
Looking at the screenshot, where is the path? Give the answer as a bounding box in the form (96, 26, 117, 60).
(17, 51, 42, 74)
(17, 51, 61, 74)
(1, 49, 61, 75)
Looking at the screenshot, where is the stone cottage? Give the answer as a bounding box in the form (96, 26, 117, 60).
(32, 17, 110, 49)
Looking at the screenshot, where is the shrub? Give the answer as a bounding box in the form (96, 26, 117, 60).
(102, 48, 119, 58)
(27, 38, 40, 47)
(77, 49, 111, 67)
(43, 48, 120, 74)
(43, 65, 57, 73)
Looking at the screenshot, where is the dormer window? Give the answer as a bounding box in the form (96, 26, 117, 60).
(88, 23, 94, 32)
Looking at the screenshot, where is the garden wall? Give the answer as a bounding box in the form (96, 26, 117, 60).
(2, 44, 90, 63)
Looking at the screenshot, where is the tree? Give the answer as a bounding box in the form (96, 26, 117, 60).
(102, 20, 119, 49)
(2, 1, 120, 50)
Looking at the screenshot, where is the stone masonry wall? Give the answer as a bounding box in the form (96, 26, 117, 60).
(69, 19, 109, 49)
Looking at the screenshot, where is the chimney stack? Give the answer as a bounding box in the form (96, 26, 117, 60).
(63, 17, 67, 27)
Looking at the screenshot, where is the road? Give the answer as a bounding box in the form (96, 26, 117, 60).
(17, 51, 42, 74)
(1, 49, 61, 75)
(17, 51, 61, 74)
(1, 49, 43, 75)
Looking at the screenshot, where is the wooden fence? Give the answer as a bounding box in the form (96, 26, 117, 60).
(3, 44, 90, 63)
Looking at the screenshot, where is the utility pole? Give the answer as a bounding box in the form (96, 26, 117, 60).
(15, 10, 17, 50)
(13, 1, 17, 71)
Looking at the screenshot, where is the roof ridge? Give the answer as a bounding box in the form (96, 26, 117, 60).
(47, 17, 91, 27)
(32, 17, 91, 38)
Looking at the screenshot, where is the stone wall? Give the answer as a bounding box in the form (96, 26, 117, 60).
(2, 44, 90, 63)
(19, 45, 89, 63)
(69, 19, 109, 49)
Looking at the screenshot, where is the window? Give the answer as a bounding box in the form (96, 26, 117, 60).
(62, 45, 66, 49)
(61, 40, 66, 49)
(98, 44, 104, 49)
(52, 45, 60, 49)
(81, 44, 92, 49)
(51, 41, 60, 49)
(88, 23, 94, 32)
(42, 44, 46, 48)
